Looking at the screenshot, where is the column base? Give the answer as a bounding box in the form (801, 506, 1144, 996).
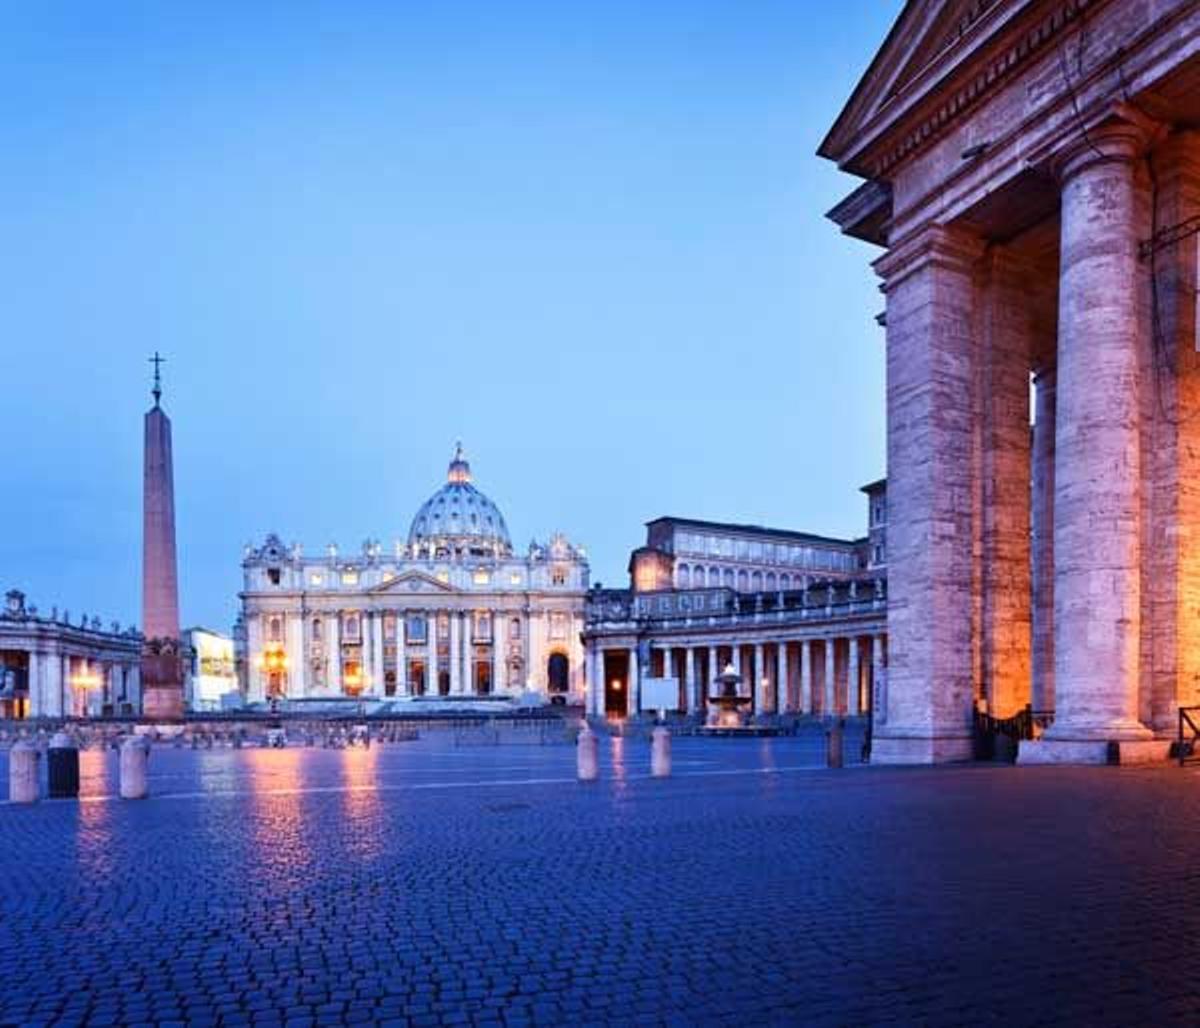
(870, 730, 974, 765)
(1042, 718, 1153, 743)
(1017, 738, 1172, 765)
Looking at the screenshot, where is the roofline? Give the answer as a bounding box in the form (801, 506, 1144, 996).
(644, 516, 859, 548)
(860, 478, 887, 494)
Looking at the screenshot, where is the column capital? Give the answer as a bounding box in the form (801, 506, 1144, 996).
(1048, 105, 1168, 183)
(873, 223, 986, 292)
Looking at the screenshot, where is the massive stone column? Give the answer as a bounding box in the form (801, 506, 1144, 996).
(978, 250, 1033, 718)
(872, 227, 984, 762)
(140, 382, 184, 720)
(800, 640, 812, 714)
(1031, 367, 1057, 712)
(847, 638, 860, 717)
(449, 612, 461, 694)
(1043, 124, 1155, 751)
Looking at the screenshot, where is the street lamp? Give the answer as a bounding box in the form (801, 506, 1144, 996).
(70, 663, 103, 717)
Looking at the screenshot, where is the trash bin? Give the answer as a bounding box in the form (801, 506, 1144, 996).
(47, 732, 80, 799)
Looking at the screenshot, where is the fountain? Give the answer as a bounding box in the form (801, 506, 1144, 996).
(703, 662, 753, 732)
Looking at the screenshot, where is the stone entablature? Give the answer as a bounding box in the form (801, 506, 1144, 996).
(0, 588, 142, 719)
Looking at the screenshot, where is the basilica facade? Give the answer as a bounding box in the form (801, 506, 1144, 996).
(238, 446, 589, 704)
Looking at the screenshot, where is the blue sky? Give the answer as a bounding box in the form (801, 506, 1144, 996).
(1, 1, 900, 631)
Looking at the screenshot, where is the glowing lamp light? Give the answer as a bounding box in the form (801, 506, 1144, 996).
(611, 679, 623, 691)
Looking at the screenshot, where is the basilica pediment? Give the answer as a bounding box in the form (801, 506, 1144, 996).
(368, 571, 456, 595)
(819, 0, 1044, 177)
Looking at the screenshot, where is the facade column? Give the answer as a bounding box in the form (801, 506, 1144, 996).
(753, 643, 766, 714)
(847, 637, 860, 717)
(427, 613, 438, 696)
(872, 634, 887, 726)
(328, 612, 342, 695)
(396, 613, 408, 696)
(775, 643, 787, 713)
(1031, 367, 1056, 713)
(800, 640, 812, 715)
(706, 646, 717, 707)
(824, 639, 836, 716)
(628, 645, 640, 718)
(1046, 124, 1155, 745)
(493, 615, 505, 696)
(685, 648, 697, 714)
(462, 611, 473, 694)
(871, 225, 986, 762)
(371, 612, 384, 697)
(449, 612, 461, 694)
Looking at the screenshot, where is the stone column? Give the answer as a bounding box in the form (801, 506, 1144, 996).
(371, 612, 384, 697)
(397, 613, 408, 696)
(628, 646, 640, 718)
(462, 611, 473, 694)
(847, 637, 860, 717)
(449, 612, 461, 694)
(288, 614, 306, 698)
(685, 648, 697, 714)
(706, 645, 717, 707)
(872, 634, 887, 726)
(824, 639, 836, 716)
(1046, 124, 1154, 746)
(979, 248, 1034, 718)
(328, 613, 342, 695)
(800, 640, 812, 715)
(753, 643, 766, 714)
(872, 225, 985, 762)
(1031, 367, 1056, 712)
(427, 614, 438, 695)
(493, 615, 505, 696)
(776, 643, 787, 713)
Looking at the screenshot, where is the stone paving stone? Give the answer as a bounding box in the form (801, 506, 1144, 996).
(2, 739, 1200, 1024)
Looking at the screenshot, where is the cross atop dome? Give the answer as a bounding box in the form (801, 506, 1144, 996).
(447, 441, 472, 484)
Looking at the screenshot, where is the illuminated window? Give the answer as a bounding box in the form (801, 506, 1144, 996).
(551, 566, 568, 586)
(382, 570, 395, 582)
(310, 573, 324, 587)
(437, 571, 450, 583)
(473, 571, 490, 586)
(510, 572, 522, 586)
(342, 570, 359, 586)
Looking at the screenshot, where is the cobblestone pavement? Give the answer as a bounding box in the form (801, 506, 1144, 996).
(2, 735, 1200, 1026)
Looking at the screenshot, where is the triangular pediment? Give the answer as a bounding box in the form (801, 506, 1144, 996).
(818, 0, 1032, 174)
(368, 570, 457, 595)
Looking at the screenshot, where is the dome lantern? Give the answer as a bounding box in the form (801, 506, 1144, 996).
(407, 444, 513, 560)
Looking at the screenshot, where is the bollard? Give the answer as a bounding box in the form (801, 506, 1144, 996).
(119, 736, 150, 800)
(826, 719, 844, 769)
(48, 732, 80, 799)
(8, 740, 40, 803)
(576, 722, 598, 782)
(651, 725, 672, 778)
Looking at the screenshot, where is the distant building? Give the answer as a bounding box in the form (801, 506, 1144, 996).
(185, 627, 239, 711)
(0, 588, 142, 719)
(238, 445, 589, 704)
(583, 483, 887, 719)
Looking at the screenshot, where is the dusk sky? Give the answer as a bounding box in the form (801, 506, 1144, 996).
(2, 1, 901, 632)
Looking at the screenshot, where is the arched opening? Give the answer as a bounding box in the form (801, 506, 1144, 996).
(547, 652, 569, 700)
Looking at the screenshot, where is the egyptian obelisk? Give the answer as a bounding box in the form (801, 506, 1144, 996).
(140, 352, 184, 719)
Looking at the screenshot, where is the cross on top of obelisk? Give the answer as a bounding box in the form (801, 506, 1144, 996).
(149, 351, 165, 407)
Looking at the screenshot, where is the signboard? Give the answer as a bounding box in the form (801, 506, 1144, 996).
(640, 676, 680, 713)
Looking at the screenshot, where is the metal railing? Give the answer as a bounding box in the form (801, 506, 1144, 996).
(1178, 707, 1200, 766)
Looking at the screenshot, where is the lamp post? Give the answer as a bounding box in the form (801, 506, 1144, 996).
(70, 662, 103, 718)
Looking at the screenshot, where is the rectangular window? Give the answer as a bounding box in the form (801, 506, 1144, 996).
(407, 616, 427, 642)
(550, 612, 567, 640)
(309, 573, 323, 587)
(436, 571, 450, 583)
(473, 571, 490, 586)
(383, 616, 396, 640)
(267, 568, 281, 586)
(510, 572, 522, 586)
(551, 566, 568, 586)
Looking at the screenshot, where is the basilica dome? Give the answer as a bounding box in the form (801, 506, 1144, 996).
(408, 444, 513, 559)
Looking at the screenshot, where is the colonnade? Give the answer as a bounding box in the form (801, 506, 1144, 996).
(587, 632, 887, 719)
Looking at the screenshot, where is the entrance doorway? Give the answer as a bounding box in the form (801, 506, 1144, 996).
(603, 651, 630, 718)
(474, 660, 492, 695)
(547, 652, 569, 697)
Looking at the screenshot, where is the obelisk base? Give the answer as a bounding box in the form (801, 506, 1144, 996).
(141, 642, 185, 720)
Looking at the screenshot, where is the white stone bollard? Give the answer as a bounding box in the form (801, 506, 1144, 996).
(8, 740, 40, 803)
(576, 722, 598, 782)
(651, 725, 672, 778)
(119, 736, 151, 800)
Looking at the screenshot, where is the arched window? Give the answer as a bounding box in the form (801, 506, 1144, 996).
(268, 616, 282, 643)
(723, 568, 735, 589)
(345, 614, 360, 640)
(780, 574, 791, 591)
(311, 617, 322, 640)
(765, 572, 776, 591)
(751, 571, 763, 592)
(510, 617, 522, 639)
(678, 564, 690, 589)
(737, 570, 749, 591)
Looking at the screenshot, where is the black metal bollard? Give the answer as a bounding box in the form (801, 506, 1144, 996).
(48, 732, 80, 798)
